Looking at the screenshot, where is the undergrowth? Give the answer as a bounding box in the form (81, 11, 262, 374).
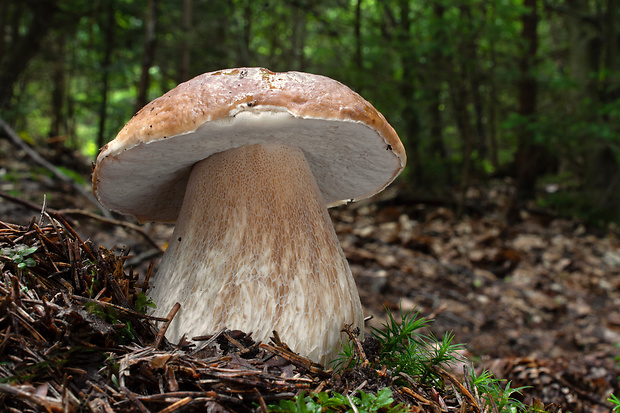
(609, 349, 620, 411)
(269, 307, 530, 412)
(270, 388, 402, 413)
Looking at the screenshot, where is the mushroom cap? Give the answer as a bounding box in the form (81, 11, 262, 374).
(93, 67, 406, 222)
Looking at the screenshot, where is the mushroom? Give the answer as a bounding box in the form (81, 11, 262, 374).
(92, 67, 406, 365)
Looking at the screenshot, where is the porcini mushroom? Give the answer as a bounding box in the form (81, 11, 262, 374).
(92, 67, 406, 365)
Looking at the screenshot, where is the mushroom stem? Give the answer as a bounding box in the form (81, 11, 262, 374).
(148, 143, 364, 364)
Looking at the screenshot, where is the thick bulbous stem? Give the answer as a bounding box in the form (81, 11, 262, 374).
(148, 143, 364, 365)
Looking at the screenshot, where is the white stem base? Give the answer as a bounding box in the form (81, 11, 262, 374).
(148, 143, 364, 365)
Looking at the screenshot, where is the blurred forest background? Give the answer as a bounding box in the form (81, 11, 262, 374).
(1, 0, 620, 223)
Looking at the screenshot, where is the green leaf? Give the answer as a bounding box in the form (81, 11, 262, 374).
(374, 388, 395, 408)
(608, 393, 620, 411)
(134, 292, 156, 314)
(85, 301, 106, 319)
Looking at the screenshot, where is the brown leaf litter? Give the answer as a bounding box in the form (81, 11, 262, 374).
(0, 213, 563, 412)
(331, 194, 620, 412)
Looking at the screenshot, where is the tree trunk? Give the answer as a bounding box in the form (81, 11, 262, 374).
(581, 0, 620, 216)
(514, 0, 543, 200)
(566, 0, 599, 94)
(354, 0, 363, 69)
(135, 0, 158, 113)
(0, 0, 60, 112)
(178, 0, 192, 84)
(449, 67, 474, 218)
(487, 47, 499, 170)
(401, 70, 421, 186)
(471, 71, 487, 161)
(290, 4, 307, 70)
(0, 0, 8, 63)
(97, 0, 116, 149)
(428, 94, 446, 161)
(50, 31, 66, 139)
(427, 3, 450, 184)
(450, 5, 477, 216)
(393, 0, 422, 186)
(603, 0, 618, 101)
(238, 1, 253, 66)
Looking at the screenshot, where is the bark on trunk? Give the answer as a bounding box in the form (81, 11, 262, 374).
(0, 0, 60, 111)
(50, 32, 66, 139)
(178, 0, 192, 83)
(135, 0, 158, 113)
(514, 0, 543, 200)
(97, 0, 116, 149)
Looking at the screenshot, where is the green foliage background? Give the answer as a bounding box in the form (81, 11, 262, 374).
(2, 0, 620, 222)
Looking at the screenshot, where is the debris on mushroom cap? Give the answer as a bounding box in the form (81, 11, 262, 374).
(92, 67, 406, 222)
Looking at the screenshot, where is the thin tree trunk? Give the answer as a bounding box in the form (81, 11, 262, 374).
(178, 0, 192, 83)
(135, 0, 158, 113)
(354, 0, 363, 69)
(97, 0, 115, 149)
(50, 32, 66, 139)
(449, 70, 474, 218)
(289, 4, 307, 70)
(488, 47, 499, 170)
(238, 2, 252, 66)
(471, 71, 487, 161)
(451, 5, 476, 216)
(514, 0, 541, 199)
(0, 0, 60, 111)
(428, 94, 445, 160)
(603, 0, 618, 102)
(605, 0, 616, 68)
(297, 13, 307, 71)
(393, 0, 422, 186)
(427, 3, 450, 184)
(566, 0, 597, 95)
(0, 0, 8, 63)
(401, 70, 421, 186)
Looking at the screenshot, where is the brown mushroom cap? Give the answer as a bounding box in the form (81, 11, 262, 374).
(93, 67, 406, 222)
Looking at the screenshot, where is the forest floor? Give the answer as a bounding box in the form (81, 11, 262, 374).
(1, 138, 619, 412)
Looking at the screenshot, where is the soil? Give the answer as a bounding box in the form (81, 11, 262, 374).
(1, 138, 619, 411)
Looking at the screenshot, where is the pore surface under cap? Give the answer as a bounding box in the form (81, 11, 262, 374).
(93, 68, 406, 222)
